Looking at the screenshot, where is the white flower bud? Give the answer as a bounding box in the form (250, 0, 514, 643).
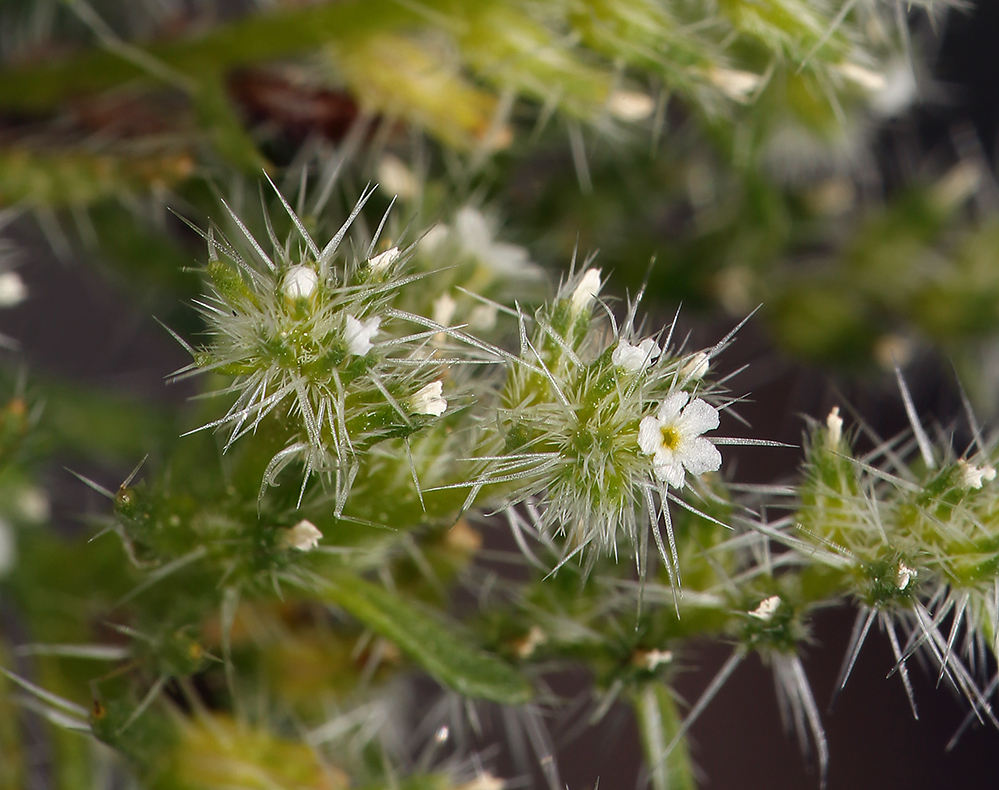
(18, 487, 50, 523)
(748, 595, 781, 621)
(432, 292, 457, 346)
(376, 154, 418, 199)
(0, 272, 26, 308)
(344, 314, 381, 356)
(457, 774, 505, 790)
(896, 561, 916, 591)
(680, 351, 709, 381)
(708, 67, 762, 102)
(607, 90, 655, 121)
(633, 648, 674, 671)
(468, 303, 497, 330)
(513, 625, 547, 659)
(368, 247, 400, 276)
(282, 265, 318, 300)
(569, 268, 602, 316)
(412, 381, 447, 416)
(418, 224, 450, 254)
(957, 459, 996, 490)
(826, 406, 843, 449)
(284, 519, 322, 551)
(612, 338, 661, 373)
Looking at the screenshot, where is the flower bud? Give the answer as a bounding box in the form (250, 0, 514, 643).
(284, 519, 322, 551)
(569, 268, 601, 316)
(282, 265, 318, 301)
(411, 381, 447, 416)
(368, 247, 400, 276)
(344, 314, 381, 356)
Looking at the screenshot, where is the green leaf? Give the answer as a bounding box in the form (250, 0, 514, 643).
(319, 573, 532, 705)
(634, 682, 696, 790)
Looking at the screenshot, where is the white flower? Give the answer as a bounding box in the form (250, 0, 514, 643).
(748, 595, 781, 621)
(957, 459, 996, 490)
(281, 265, 318, 300)
(896, 562, 916, 591)
(468, 303, 497, 330)
(708, 66, 762, 102)
(344, 314, 380, 356)
(633, 648, 674, 670)
(411, 381, 447, 416)
(607, 90, 655, 121)
(826, 406, 843, 449)
(513, 625, 547, 658)
(418, 223, 450, 254)
(569, 268, 602, 316)
(376, 154, 418, 199)
(284, 519, 322, 551)
(638, 391, 721, 487)
(679, 351, 709, 381)
(18, 487, 50, 523)
(368, 247, 400, 276)
(454, 206, 534, 278)
(457, 774, 505, 790)
(612, 337, 661, 373)
(0, 271, 27, 307)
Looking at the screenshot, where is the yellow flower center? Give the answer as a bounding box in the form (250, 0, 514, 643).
(660, 425, 680, 451)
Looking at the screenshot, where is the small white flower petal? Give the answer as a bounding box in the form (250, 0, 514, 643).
(749, 595, 781, 620)
(708, 66, 762, 102)
(958, 459, 995, 490)
(432, 292, 457, 328)
(570, 268, 602, 316)
(419, 224, 450, 254)
(612, 338, 661, 373)
(680, 351, 709, 381)
(638, 415, 664, 455)
(682, 437, 722, 476)
(468, 303, 497, 330)
(282, 265, 317, 300)
(284, 519, 322, 551)
(455, 206, 493, 252)
(653, 458, 686, 488)
(607, 90, 656, 121)
(896, 562, 916, 591)
(676, 398, 720, 436)
(377, 154, 418, 199)
(345, 314, 380, 356)
(826, 406, 843, 449)
(368, 247, 400, 276)
(0, 272, 27, 308)
(412, 381, 447, 416)
(656, 391, 689, 424)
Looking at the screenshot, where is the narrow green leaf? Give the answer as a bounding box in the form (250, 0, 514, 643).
(634, 682, 696, 790)
(320, 573, 532, 705)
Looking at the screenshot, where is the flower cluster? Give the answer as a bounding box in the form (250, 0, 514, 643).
(176, 185, 454, 511)
(461, 265, 738, 589)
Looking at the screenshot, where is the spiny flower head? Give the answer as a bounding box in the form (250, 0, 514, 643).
(790, 380, 999, 717)
(470, 264, 743, 589)
(177, 183, 455, 512)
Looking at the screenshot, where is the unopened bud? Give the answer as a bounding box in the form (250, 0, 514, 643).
(570, 268, 602, 316)
(282, 265, 317, 300)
